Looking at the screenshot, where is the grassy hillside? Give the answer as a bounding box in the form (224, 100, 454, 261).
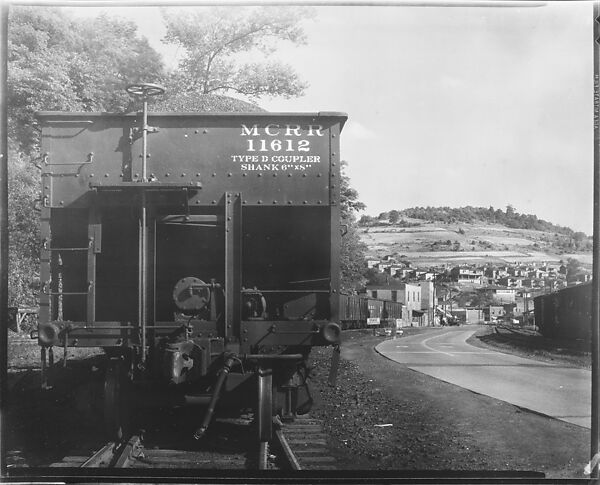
(360, 220, 592, 268)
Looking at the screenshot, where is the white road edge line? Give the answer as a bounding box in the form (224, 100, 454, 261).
(389, 351, 497, 354)
(420, 332, 455, 357)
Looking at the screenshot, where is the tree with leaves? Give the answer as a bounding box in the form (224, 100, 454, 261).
(8, 149, 40, 307)
(565, 257, 582, 282)
(364, 268, 391, 286)
(7, 7, 165, 306)
(8, 7, 164, 152)
(160, 6, 313, 100)
(470, 288, 496, 308)
(339, 161, 367, 292)
(358, 214, 375, 226)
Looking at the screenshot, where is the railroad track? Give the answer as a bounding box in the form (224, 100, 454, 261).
(271, 414, 336, 470)
(47, 414, 336, 471)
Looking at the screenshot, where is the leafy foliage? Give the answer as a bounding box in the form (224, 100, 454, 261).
(8, 7, 165, 306)
(339, 161, 366, 221)
(339, 161, 367, 291)
(8, 149, 40, 306)
(388, 210, 400, 224)
(565, 257, 583, 282)
(340, 226, 368, 292)
(6, 5, 344, 309)
(160, 6, 312, 99)
(459, 288, 496, 308)
(364, 268, 392, 286)
(395, 205, 582, 236)
(8, 7, 165, 152)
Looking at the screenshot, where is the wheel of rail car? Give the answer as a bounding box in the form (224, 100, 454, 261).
(125, 83, 165, 98)
(257, 367, 273, 442)
(104, 358, 130, 441)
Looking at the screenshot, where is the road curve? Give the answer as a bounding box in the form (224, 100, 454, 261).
(376, 327, 590, 428)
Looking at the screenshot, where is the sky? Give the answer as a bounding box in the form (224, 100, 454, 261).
(66, 1, 594, 234)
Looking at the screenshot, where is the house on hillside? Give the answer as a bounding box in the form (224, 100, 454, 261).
(415, 271, 435, 281)
(450, 266, 485, 284)
(484, 267, 499, 279)
(496, 266, 510, 278)
(498, 277, 522, 288)
(508, 267, 529, 277)
(520, 278, 534, 288)
(388, 265, 404, 277)
(390, 267, 414, 279)
(378, 262, 392, 272)
(529, 269, 548, 279)
(487, 285, 516, 304)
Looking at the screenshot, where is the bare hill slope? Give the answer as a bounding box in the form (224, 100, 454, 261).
(360, 221, 592, 268)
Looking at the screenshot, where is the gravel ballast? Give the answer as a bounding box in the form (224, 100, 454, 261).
(5, 327, 591, 478)
(308, 328, 589, 478)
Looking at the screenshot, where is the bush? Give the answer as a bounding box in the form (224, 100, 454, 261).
(8, 149, 40, 307)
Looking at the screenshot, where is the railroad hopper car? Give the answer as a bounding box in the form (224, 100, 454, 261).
(533, 282, 591, 341)
(339, 294, 403, 329)
(35, 84, 345, 443)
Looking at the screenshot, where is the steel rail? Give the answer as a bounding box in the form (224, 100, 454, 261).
(273, 428, 301, 470)
(242, 353, 303, 361)
(80, 442, 116, 468)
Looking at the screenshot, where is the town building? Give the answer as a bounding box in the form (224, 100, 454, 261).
(453, 308, 484, 325)
(450, 266, 485, 284)
(418, 280, 435, 323)
(488, 286, 516, 304)
(364, 282, 424, 326)
(483, 305, 506, 322)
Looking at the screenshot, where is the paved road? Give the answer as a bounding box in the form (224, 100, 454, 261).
(376, 327, 590, 428)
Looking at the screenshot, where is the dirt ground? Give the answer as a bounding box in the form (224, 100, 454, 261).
(309, 327, 590, 479)
(4, 327, 592, 479)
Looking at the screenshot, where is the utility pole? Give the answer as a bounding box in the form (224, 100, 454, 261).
(432, 269, 436, 326)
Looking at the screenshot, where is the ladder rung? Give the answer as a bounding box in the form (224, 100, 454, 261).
(47, 247, 89, 251)
(48, 292, 89, 296)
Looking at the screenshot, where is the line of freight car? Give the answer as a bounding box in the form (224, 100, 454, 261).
(339, 294, 402, 328)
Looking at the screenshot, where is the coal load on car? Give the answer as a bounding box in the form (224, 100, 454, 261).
(34, 83, 346, 444)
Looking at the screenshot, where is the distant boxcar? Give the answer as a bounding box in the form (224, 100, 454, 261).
(339, 294, 367, 328)
(339, 294, 403, 328)
(533, 282, 591, 340)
